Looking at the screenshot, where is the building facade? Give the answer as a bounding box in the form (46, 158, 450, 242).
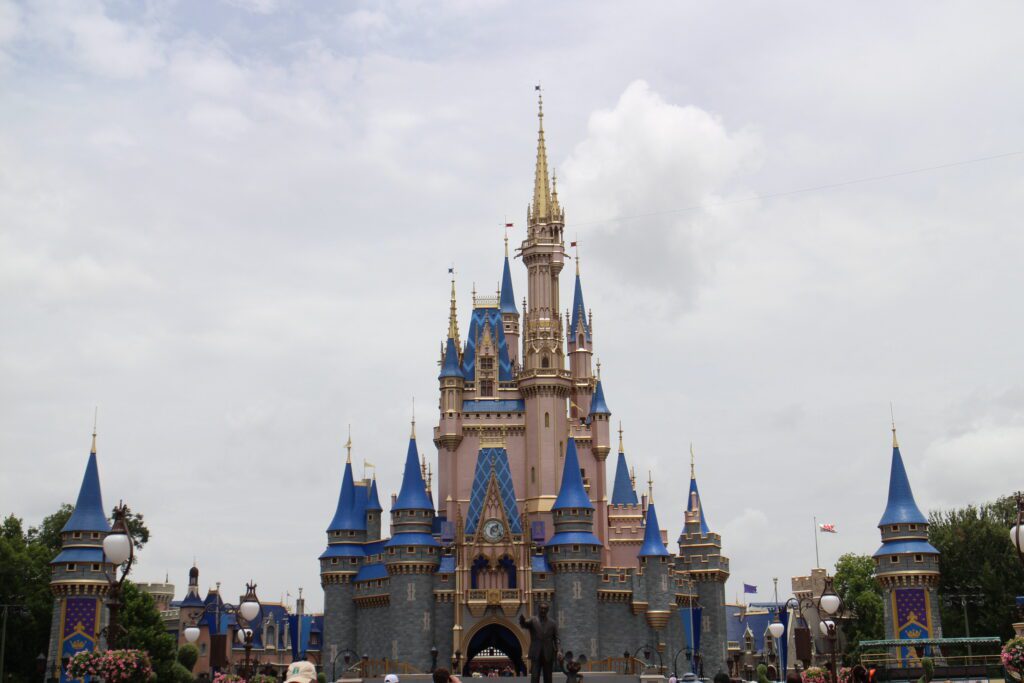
(319, 94, 730, 676)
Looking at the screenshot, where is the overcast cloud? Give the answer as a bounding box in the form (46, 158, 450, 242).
(2, 0, 1023, 611)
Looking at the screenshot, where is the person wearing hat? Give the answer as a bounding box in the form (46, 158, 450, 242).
(385, 675, 400, 683)
(285, 661, 318, 683)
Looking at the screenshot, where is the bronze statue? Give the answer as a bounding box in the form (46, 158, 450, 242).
(519, 603, 560, 683)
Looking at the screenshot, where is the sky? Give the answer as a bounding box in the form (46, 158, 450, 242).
(2, 0, 1023, 612)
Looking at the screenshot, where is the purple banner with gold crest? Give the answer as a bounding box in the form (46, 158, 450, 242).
(60, 596, 102, 683)
(892, 588, 932, 665)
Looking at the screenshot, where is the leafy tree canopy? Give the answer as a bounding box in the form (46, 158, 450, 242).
(833, 553, 884, 662)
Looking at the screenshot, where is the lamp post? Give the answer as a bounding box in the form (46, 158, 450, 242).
(672, 648, 693, 678)
(1012, 492, 1024, 636)
(631, 645, 663, 677)
(181, 581, 262, 679)
(452, 649, 462, 674)
(779, 577, 844, 682)
(768, 578, 786, 682)
(102, 502, 136, 650)
(431, 646, 439, 672)
(331, 649, 358, 681)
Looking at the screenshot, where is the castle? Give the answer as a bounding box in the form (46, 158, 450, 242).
(318, 93, 730, 675)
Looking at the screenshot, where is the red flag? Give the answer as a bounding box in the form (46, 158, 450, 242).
(570, 241, 577, 247)
(505, 223, 513, 228)
(819, 523, 837, 534)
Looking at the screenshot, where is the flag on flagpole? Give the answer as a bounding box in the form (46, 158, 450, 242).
(819, 523, 838, 534)
(743, 583, 757, 594)
(505, 222, 514, 228)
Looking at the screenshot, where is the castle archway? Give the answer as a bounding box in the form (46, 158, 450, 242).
(462, 618, 527, 676)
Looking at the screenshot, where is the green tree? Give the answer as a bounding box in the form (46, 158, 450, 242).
(177, 643, 200, 672)
(119, 581, 177, 681)
(929, 494, 1024, 640)
(833, 553, 884, 662)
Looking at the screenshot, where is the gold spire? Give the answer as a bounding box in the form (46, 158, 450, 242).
(410, 397, 416, 439)
(421, 453, 427, 481)
(345, 424, 352, 464)
(647, 470, 654, 504)
(427, 462, 433, 493)
(630, 465, 636, 489)
(448, 269, 460, 348)
(90, 407, 98, 455)
(890, 402, 899, 448)
(574, 234, 580, 275)
(690, 442, 695, 479)
(551, 171, 561, 217)
(618, 421, 624, 453)
(531, 85, 552, 224)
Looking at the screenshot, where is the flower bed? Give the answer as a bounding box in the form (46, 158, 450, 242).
(1003, 636, 1024, 676)
(802, 667, 828, 683)
(66, 649, 154, 683)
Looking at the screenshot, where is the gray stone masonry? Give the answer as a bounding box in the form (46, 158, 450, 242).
(386, 573, 436, 670)
(324, 581, 357, 659)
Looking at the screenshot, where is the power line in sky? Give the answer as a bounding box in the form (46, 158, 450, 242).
(568, 149, 1024, 228)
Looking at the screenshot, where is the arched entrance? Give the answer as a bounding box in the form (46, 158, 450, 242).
(463, 620, 527, 677)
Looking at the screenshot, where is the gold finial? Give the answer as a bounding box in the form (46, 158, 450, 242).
(552, 171, 561, 216)
(448, 266, 460, 347)
(345, 424, 352, 464)
(90, 406, 98, 454)
(630, 465, 636, 489)
(531, 84, 552, 224)
(573, 234, 580, 275)
(690, 442, 695, 479)
(647, 470, 654, 504)
(411, 397, 416, 439)
(618, 421, 624, 453)
(427, 461, 433, 493)
(596, 358, 602, 380)
(472, 282, 477, 308)
(890, 402, 899, 448)
(421, 452, 427, 481)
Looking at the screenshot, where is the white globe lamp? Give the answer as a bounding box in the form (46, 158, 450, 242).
(820, 594, 841, 615)
(184, 626, 200, 643)
(103, 533, 132, 566)
(768, 622, 785, 639)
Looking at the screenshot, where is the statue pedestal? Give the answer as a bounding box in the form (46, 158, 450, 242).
(1014, 621, 1024, 637)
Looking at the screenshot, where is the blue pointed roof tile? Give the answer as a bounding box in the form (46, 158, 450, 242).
(553, 438, 593, 510)
(687, 476, 710, 534)
(366, 478, 383, 512)
(610, 452, 638, 505)
(569, 273, 591, 341)
(327, 460, 365, 531)
(439, 337, 463, 379)
(62, 448, 111, 534)
(878, 443, 927, 526)
(639, 503, 670, 557)
(590, 380, 611, 415)
(393, 437, 434, 511)
(500, 256, 517, 314)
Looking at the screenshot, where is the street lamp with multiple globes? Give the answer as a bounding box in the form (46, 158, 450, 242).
(1012, 491, 1024, 633)
(182, 581, 262, 678)
(101, 502, 136, 650)
(774, 577, 844, 682)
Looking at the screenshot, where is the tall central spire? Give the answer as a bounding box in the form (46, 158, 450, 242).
(531, 87, 552, 224)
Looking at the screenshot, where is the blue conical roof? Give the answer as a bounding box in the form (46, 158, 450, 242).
(611, 452, 638, 505)
(62, 446, 110, 534)
(553, 438, 593, 510)
(327, 459, 365, 531)
(569, 273, 591, 341)
(687, 476, 710, 534)
(639, 503, 670, 557)
(590, 380, 611, 415)
(439, 337, 463, 379)
(366, 478, 383, 512)
(500, 256, 517, 314)
(878, 443, 927, 526)
(393, 437, 433, 511)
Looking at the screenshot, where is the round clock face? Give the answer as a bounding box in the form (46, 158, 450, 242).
(482, 518, 505, 543)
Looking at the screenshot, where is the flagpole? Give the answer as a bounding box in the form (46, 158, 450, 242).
(813, 516, 821, 568)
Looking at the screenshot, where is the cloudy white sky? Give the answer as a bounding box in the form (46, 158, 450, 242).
(2, 0, 1023, 611)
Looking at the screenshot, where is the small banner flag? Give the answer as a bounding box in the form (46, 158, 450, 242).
(570, 241, 578, 247)
(505, 222, 514, 228)
(819, 523, 838, 534)
(440, 521, 455, 543)
(743, 583, 757, 594)
(531, 520, 546, 543)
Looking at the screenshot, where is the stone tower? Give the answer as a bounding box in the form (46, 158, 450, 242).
(547, 437, 601, 659)
(320, 443, 364, 662)
(47, 432, 111, 683)
(873, 426, 942, 664)
(639, 502, 673, 644)
(384, 429, 440, 671)
(676, 458, 730, 676)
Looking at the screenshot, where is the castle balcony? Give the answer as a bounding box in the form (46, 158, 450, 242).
(466, 588, 522, 617)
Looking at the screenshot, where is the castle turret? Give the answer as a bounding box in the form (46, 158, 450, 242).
(547, 437, 600, 658)
(676, 452, 729, 676)
(520, 90, 572, 514)
(568, 262, 594, 421)
(500, 242, 520, 367)
(366, 476, 383, 542)
(608, 427, 644, 567)
(437, 275, 466, 519)
(873, 426, 942, 664)
(384, 426, 440, 670)
(47, 431, 112, 681)
(639, 501, 672, 637)
(178, 565, 209, 658)
(320, 442, 365, 661)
